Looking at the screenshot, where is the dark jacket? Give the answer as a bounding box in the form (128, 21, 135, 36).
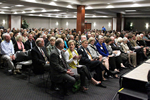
(49, 47, 69, 83)
(24, 39, 36, 50)
(31, 46, 49, 74)
(14, 42, 25, 52)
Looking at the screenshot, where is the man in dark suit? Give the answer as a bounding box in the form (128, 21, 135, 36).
(50, 38, 76, 96)
(127, 35, 145, 65)
(25, 34, 36, 50)
(31, 38, 49, 74)
(78, 39, 106, 88)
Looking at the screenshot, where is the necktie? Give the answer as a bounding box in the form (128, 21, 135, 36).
(30, 41, 32, 49)
(86, 49, 92, 59)
(40, 49, 48, 61)
(61, 51, 68, 69)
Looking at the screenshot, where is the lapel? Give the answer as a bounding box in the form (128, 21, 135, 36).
(81, 46, 88, 58)
(35, 46, 44, 59)
(98, 42, 104, 51)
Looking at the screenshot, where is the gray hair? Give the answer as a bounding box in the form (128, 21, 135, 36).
(36, 38, 43, 45)
(88, 37, 95, 44)
(98, 35, 103, 40)
(2, 33, 10, 40)
(55, 38, 63, 47)
(50, 37, 56, 41)
(123, 37, 128, 41)
(16, 35, 22, 41)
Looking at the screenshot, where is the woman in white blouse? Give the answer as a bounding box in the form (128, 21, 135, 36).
(121, 37, 137, 67)
(65, 40, 102, 91)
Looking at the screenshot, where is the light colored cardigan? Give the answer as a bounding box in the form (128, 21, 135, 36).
(87, 44, 101, 58)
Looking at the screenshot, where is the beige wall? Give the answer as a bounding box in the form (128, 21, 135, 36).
(0, 14, 9, 29)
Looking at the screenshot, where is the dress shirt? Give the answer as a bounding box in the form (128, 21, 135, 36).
(1, 40, 14, 56)
(29, 40, 32, 49)
(65, 50, 78, 65)
(84, 48, 92, 60)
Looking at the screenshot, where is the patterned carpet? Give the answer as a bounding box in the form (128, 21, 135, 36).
(0, 68, 131, 100)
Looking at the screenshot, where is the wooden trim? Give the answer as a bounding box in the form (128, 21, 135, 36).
(8, 15, 11, 29)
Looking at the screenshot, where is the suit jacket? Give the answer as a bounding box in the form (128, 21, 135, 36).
(127, 41, 135, 50)
(11, 37, 16, 45)
(77, 46, 91, 66)
(24, 39, 36, 50)
(49, 47, 70, 83)
(96, 42, 109, 57)
(31, 46, 49, 74)
(110, 43, 124, 53)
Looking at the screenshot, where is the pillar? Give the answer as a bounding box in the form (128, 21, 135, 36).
(116, 13, 122, 32)
(76, 5, 85, 34)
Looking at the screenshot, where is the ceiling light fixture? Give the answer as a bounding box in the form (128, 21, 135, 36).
(56, 15, 59, 17)
(131, 3, 140, 7)
(31, 10, 35, 12)
(15, 5, 24, 7)
(14, 12, 17, 14)
(42, 9, 46, 12)
(73, 15, 76, 18)
(53, 9, 60, 11)
(67, 5, 73, 8)
(125, 10, 136, 12)
(26, 0, 36, 2)
(22, 11, 26, 13)
(39, 14, 42, 16)
(0, 11, 5, 14)
(2, 6, 10, 8)
(85, 6, 93, 9)
(92, 15, 96, 17)
(103, 16, 107, 17)
(0, 2, 2, 4)
(106, 5, 114, 8)
(49, 2, 56, 5)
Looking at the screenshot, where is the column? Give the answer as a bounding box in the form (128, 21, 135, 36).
(76, 5, 85, 34)
(116, 13, 122, 32)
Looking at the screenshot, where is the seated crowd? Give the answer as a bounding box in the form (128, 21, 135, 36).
(0, 28, 150, 97)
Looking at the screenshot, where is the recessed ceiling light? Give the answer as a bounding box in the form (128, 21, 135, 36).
(2, 6, 10, 8)
(31, 10, 35, 12)
(22, 11, 26, 13)
(39, 14, 42, 16)
(42, 9, 46, 12)
(49, 14, 51, 17)
(54, 0, 57, 1)
(125, 10, 136, 12)
(56, 15, 59, 17)
(73, 15, 76, 18)
(65, 15, 68, 18)
(131, 3, 140, 7)
(53, 9, 60, 11)
(103, 16, 107, 17)
(0, 11, 5, 14)
(85, 6, 93, 9)
(29, 14, 33, 16)
(92, 15, 96, 17)
(49, 2, 56, 5)
(67, 5, 73, 8)
(0, 2, 2, 4)
(26, 0, 36, 2)
(106, 5, 114, 8)
(14, 12, 17, 14)
(15, 5, 24, 7)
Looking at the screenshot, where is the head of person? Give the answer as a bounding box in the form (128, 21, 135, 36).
(105, 38, 112, 45)
(81, 35, 86, 41)
(16, 35, 23, 42)
(91, 32, 95, 38)
(78, 31, 81, 35)
(75, 35, 79, 41)
(47, 34, 52, 40)
(117, 37, 123, 43)
(36, 38, 44, 48)
(127, 35, 133, 41)
(140, 33, 144, 38)
(50, 37, 56, 46)
(55, 38, 64, 50)
(9, 32, 14, 38)
(88, 37, 95, 45)
(69, 35, 74, 40)
(98, 35, 104, 44)
(3, 33, 11, 42)
(110, 36, 115, 43)
(68, 40, 76, 51)
(87, 33, 91, 39)
(28, 34, 33, 41)
(136, 35, 142, 41)
(81, 39, 88, 48)
(123, 37, 128, 44)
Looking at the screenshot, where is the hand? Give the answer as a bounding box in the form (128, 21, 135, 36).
(91, 59, 95, 61)
(12, 55, 15, 60)
(78, 55, 82, 59)
(108, 55, 112, 57)
(73, 55, 77, 59)
(130, 51, 133, 53)
(46, 61, 50, 64)
(67, 70, 74, 76)
(23, 49, 26, 52)
(140, 46, 143, 48)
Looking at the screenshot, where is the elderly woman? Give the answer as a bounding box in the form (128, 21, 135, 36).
(65, 40, 101, 91)
(46, 37, 56, 57)
(121, 37, 137, 67)
(14, 35, 26, 52)
(105, 38, 125, 71)
(87, 37, 109, 80)
(22, 31, 28, 43)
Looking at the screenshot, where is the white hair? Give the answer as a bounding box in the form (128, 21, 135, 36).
(98, 35, 103, 40)
(117, 37, 123, 43)
(123, 37, 128, 41)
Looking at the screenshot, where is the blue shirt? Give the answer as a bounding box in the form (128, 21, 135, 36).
(102, 27, 106, 31)
(1, 40, 14, 56)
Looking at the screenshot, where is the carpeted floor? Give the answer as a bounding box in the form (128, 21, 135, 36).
(0, 68, 131, 100)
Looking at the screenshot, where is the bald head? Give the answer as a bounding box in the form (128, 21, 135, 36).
(36, 38, 44, 47)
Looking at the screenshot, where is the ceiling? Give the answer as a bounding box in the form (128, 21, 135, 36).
(0, 0, 150, 18)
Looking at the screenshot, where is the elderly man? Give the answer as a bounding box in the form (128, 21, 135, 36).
(31, 38, 49, 74)
(50, 38, 77, 97)
(25, 34, 36, 50)
(1, 34, 15, 74)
